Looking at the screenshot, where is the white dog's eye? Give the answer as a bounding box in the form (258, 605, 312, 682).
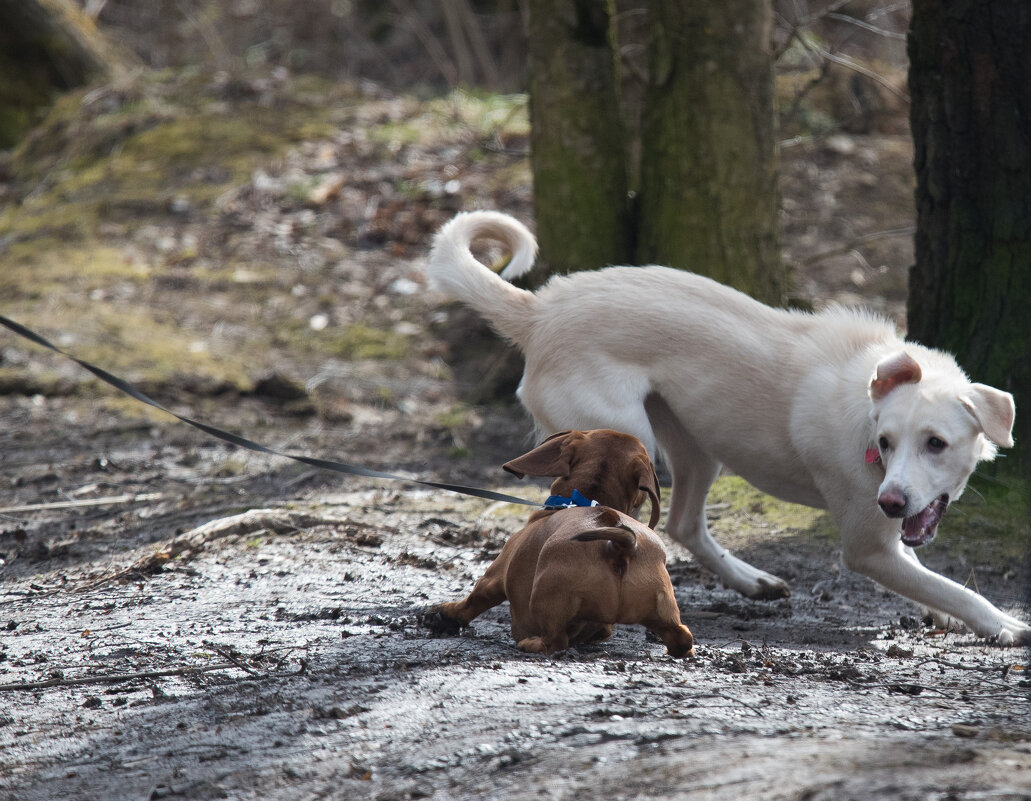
(878, 436, 891, 451)
(927, 436, 947, 453)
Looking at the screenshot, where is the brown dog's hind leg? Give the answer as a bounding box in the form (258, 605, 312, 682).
(643, 586, 695, 658)
(515, 620, 571, 655)
(569, 621, 614, 646)
(525, 592, 579, 655)
(421, 575, 506, 635)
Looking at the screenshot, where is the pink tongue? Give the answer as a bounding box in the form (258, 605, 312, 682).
(902, 514, 932, 546)
(901, 498, 944, 546)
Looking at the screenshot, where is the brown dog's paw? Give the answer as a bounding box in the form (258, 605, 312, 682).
(665, 632, 696, 660)
(516, 636, 548, 654)
(417, 608, 467, 636)
(648, 624, 695, 659)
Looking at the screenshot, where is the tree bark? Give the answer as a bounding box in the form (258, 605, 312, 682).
(527, 0, 632, 277)
(908, 0, 1031, 472)
(636, 0, 783, 305)
(0, 0, 125, 147)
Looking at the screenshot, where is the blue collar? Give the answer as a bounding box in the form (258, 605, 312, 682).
(543, 489, 599, 509)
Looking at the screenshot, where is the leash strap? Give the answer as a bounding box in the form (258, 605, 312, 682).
(0, 313, 539, 507)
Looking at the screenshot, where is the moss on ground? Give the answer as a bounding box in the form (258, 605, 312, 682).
(0, 73, 529, 396)
(326, 324, 411, 361)
(0, 70, 346, 390)
(946, 472, 1030, 568)
(705, 475, 837, 541)
(704, 473, 1028, 573)
(366, 90, 528, 151)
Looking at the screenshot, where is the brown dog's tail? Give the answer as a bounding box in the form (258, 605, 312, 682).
(573, 523, 638, 577)
(572, 525, 637, 552)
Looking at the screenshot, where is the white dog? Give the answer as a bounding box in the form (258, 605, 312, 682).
(427, 210, 1027, 646)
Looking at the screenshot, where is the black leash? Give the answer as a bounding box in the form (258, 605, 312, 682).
(0, 314, 540, 507)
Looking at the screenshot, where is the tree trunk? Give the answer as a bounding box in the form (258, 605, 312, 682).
(0, 0, 125, 148)
(908, 0, 1031, 473)
(527, 0, 632, 277)
(636, 0, 783, 305)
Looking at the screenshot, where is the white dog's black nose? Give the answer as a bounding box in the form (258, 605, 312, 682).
(878, 489, 907, 518)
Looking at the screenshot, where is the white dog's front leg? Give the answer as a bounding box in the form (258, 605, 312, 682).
(846, 538, 1030, 646)
(898, 546, 968, 630)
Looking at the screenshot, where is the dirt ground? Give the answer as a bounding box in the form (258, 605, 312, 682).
(0, 395, 1028, 801)
(1, 19, 1030, 799)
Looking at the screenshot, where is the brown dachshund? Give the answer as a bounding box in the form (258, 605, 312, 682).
(423, 430, 694, 658)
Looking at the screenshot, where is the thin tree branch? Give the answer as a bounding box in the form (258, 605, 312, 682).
(0, 493, 163, 515)
(826, 11, 907, 41)
(458, 0, 501, 87)
(798, 227, 916, 267)
(0, 661, 268, 693)
(813, 46, 910, 102)
(389, 1, 457, 87)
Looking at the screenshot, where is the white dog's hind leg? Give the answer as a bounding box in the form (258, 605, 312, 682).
(519, 373, 660, 456)
(658, 448, 790, 602)
(665, 453, 790, 599)
(645, 393, 791, 600)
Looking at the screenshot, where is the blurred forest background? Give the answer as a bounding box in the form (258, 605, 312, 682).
(0, 0, 909, 95)
(0, 1, 1026, 485)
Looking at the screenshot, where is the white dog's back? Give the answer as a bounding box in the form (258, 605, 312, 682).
(428, 212, 901, 494)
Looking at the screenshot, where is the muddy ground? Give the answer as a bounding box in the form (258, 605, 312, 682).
(0, 393, 1028, 801)
(1, 32, 1030, 801)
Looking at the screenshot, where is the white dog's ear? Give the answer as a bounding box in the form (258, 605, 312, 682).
(961, 384, 1015, 449)
(870, 352, 923, 401)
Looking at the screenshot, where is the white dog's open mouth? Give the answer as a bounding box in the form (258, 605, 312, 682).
(901, 494, 949, 547)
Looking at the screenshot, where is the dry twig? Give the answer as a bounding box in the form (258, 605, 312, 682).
(0, 493, 164, 515)
(0, 662, 263, 693)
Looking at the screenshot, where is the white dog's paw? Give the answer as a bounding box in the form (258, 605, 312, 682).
(743, 574, 791, 601)
(714, 552, 791, 600)
(995, 625, 1031, 647)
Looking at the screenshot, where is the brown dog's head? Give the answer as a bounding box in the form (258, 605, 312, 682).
(503, 430, 662, 527)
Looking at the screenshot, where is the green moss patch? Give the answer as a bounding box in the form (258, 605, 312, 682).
(944, 473, 1030, 567)
(326, 324, 411, 361)
(0, 69, 347, 389)
(698, 472, 1027, 574)
(2, 75, 340, 246)
(366, 89, 528, 151)
(704, 475, 837, 543)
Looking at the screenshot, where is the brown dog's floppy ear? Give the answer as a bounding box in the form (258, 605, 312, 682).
(502, 431, 575, 478)
(638, 460, 662, 528)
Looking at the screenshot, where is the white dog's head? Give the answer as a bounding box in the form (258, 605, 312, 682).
(868, 351, 1015, 547)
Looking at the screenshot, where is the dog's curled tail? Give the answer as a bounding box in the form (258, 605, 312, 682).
(427, 211, 539, 346)
(573, 525, 638, 557)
